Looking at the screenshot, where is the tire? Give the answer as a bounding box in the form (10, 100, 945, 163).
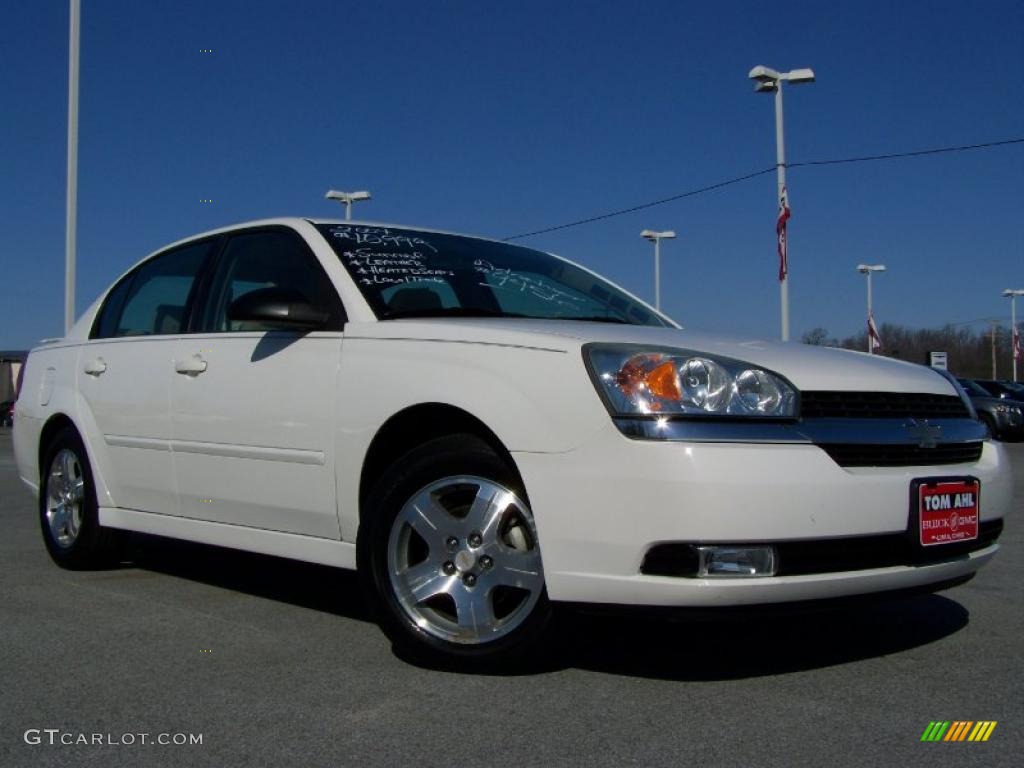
(39, 426, 119, 569)
(358, 434, 554, 668)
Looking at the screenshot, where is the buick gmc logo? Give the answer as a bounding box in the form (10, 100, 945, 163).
(905, 418, 942, 448)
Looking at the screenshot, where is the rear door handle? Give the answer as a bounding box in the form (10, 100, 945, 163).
(174, 355, 208, 375)
(83, 358, 107, 376)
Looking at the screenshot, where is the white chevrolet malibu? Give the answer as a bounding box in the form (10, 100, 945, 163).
(13, 218, 1010, 665)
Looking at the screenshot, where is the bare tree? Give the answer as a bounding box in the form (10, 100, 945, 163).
(801, 327, 838, 346)
(833, 323, 1011, 378)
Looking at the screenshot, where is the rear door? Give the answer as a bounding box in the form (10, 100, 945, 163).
(169, 227, 345, 538)
(78, 240, 216, 513)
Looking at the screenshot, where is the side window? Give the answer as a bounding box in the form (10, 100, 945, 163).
(113, 242, 213, 337)
(91, 274, 134, 339)
(199, 230, 344, 332)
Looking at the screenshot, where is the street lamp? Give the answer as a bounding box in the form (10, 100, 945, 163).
(640, 229, 676, 311)
(65, 0, 81, 334)
(749, 64, 816, 342)
(325, 189, 371, 220)
(857, 264, 886, 354)
(1003, 288, 1024, 381)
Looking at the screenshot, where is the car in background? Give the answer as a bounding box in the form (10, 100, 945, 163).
(11, 218, 1011, 667)
(975, 379, 1024, 401)
(999, 380, 1024, 397)
(958, 378, 1024, 441)
(0, 400, 14, 428)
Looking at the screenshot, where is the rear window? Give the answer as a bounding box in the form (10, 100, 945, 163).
(92, 241, 215, 338)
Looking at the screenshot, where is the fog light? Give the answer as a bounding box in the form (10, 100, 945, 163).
(696, 545, 777, 577)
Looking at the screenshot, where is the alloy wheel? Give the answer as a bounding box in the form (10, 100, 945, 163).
(45, 448, 85, 548)
(386, 475, 544, 645)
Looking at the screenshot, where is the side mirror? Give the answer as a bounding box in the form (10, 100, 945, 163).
(227, 287, 330, 330)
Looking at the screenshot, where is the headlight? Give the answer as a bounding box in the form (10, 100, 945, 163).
(585, 344, 797, 418)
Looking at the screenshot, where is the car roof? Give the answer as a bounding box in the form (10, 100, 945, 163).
(155, 217, 526, 254)
(308, 218, 508, 245)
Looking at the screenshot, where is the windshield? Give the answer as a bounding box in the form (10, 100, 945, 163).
(316, 224, 670, 326)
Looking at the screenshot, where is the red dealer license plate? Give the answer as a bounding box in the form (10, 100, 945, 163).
(918, 479, 980, 547)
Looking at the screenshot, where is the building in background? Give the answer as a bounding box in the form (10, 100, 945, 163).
(0, 351, 28, 403)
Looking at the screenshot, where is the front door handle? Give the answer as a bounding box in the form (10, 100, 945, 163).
(174, 355, 208, 376)
(83, 358, 107, 376)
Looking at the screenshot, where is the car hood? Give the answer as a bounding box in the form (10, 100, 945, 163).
(346, 318, 958, 395)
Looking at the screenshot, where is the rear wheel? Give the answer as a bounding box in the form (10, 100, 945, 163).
(359, 435, 552, 667)
(39, 427, 119, 569)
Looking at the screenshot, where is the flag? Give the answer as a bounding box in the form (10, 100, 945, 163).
(776, 186, 790, 282)
(1014, 325, 1022, 361)
(868, 311, 882, 351)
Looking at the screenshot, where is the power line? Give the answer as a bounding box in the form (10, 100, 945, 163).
(948, 315, 1009, 328)
(789, 137, 1024, 168)
(503, 137, 1024, 241)
(502, 167, 776, 241)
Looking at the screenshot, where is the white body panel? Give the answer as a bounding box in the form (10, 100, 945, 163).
(76, 337, 178, 513)
(100, 507, 356, 569)
(513, 426, 1010, 603)
(169, 332, 342, 538)
(13, 217, 1011, 610)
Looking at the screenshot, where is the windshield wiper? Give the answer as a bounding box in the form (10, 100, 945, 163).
(565, 316, 631, 324)
(378, 307, 525, 320)
(379, 308, 635, 324)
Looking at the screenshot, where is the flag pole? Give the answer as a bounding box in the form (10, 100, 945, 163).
(774, 82, 789, 341)
(1011, 293, 1019, 382)
(866, 269, 873, 354)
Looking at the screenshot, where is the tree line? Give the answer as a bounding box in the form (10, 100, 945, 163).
(801, 323, 1018, 380)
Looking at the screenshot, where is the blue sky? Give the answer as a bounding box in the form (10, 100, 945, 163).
(2, 0, 1022, 349)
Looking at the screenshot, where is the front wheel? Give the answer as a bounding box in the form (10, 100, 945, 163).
(359, 435, 553, 668)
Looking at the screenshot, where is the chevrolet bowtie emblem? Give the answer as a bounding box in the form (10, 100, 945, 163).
(905, 418, 942, 448)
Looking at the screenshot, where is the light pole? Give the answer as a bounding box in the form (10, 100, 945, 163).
(1003, 288, 1024, 381)
(65, 0, 81, 334)
(857, 264, 886, 354)
(640, 229, 676, 311)
(749, 64, 815, 342)
(325, 189, 371, 220)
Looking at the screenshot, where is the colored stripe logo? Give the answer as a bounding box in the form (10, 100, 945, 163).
(921, 721, 997, 742)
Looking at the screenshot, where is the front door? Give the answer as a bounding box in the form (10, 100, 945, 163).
(169, 227, 345, 538)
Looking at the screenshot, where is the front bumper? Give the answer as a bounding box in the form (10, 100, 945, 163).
(513, 424, 1011, 606)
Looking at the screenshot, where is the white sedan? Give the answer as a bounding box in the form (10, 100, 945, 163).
(13, 218, 1010, 666)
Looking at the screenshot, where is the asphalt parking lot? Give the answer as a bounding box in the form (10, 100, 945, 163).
(0, 429, 1021, 768)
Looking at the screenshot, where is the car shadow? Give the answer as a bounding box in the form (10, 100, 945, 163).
(550, 594, 969, 681)
(120, 533, 970, 681)
(121, 532, 370, 623)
